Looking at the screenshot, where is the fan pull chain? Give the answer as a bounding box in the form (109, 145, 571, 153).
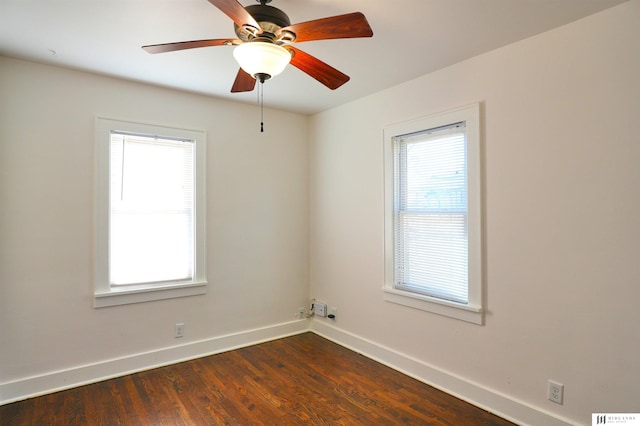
(260, 80, 264, 133)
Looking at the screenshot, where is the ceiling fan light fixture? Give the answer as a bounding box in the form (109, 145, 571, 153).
(233, 42, 291, 80)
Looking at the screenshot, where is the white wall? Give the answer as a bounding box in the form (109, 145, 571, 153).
(309, 1, 640, 425)
(0, 57, 309, 400)
(2, 2, 639, 424)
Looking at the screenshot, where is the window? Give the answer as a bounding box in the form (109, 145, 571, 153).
(383, 104, 483, 324)
(94, 118, 207, 307)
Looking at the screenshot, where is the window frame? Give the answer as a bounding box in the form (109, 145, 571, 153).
(383, 103, 483, 324)
(94, 117, 207, 308)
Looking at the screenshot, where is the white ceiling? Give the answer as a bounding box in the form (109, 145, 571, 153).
(0, 0, 627, 115)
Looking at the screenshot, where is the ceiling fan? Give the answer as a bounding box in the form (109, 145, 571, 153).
(142, 0, 373, 93)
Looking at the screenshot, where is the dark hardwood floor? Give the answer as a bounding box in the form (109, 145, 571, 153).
(1, 333, 515, 425)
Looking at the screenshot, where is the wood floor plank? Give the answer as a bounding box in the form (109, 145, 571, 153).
(0, 333, 515, 425)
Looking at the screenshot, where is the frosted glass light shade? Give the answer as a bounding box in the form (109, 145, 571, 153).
(233, 42, 291, 79)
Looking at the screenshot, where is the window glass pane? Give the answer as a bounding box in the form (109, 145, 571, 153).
(109, 132, 194, 285)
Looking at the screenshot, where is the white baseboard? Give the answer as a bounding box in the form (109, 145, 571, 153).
(0, 319, 309, 405)
(1, 318, 578, 426)
(310, 321, 577, 426)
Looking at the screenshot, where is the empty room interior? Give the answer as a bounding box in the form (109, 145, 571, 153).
(1, 0, 639, 425)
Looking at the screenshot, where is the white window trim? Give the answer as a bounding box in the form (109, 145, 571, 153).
(94, 117, 207, 308)
(383, 103, 484, 324)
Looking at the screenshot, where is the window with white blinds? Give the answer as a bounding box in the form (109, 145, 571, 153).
(393, 123, 468, 303)
(94, 118, 207, 308)
(384, 104, 483, 324)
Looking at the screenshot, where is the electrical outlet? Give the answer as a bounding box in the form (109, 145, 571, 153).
(548, 380, 564, 404)
(328, 307, 337, 320)
(175, 323, 184, 338)
(297, 307, 306, 319)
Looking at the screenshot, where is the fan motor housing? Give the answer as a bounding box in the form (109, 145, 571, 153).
(234, 4, 291, 41)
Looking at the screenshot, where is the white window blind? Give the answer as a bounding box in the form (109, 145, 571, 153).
(109, 132, 195, 286)
(393, 122, 468, 304)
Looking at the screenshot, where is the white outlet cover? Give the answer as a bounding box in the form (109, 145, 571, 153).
(175, 323, 185, 338)
(548, 380, 564, 404)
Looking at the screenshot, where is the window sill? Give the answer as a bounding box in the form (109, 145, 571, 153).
(94, 281, 207, 308)
(383, 287, 483, 325)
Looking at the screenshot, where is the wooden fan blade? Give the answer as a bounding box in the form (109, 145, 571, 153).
(206, 0, 260, 31)
(279, 12, 373, 43)
(285, 47, 350, 90)
(231, 68, 257, 93)
(142, 39, 238, 54)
